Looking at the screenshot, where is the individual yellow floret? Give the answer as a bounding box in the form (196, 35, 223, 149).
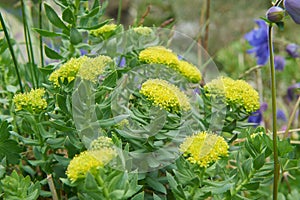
(139, 79, 190, 112)
(180, 131, 229, 168)
(13, 88, 47, 113)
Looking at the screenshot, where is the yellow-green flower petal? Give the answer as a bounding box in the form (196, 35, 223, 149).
(180, 131, 229, 168)
(140, 79, 190, 112)
(13, 88, 47, 113)
(204, 77, 260, 113)
(90, 136, 114, 150)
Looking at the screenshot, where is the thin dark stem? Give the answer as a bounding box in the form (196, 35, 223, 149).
(39, 1, 44, 67)
(203, 0, 210, 52)
(21, 0, 38, 88)
(274, 0, 283, 6)
(268, 25, 279, 200)
(117, 0, 122, 24)
(0, 12, 24, 93)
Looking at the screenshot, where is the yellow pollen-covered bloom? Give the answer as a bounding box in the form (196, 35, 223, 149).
(139, 46, 179, 67)
(13, 88, 47, 113)
(177, 60, 202, 83)
(49, 56, 88, 86)
(180, 131, 229, 168)
(66, 148, 116, 182)
(139, 46, 202, 83)
(90, 24, 117, 37)
(204, 77, 260, 113)
(140, 79, 190, 112)
(77, 55, 112, 83)
(133, 26, 153, 35)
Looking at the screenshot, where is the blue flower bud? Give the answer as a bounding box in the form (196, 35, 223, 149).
(284, 0, 300, 24)
(266, 6, 285, 23)
(286, 43, 299, 58)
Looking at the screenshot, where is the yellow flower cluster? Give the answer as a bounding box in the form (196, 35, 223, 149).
(180, 131, 229, 168)
(140, 79, 191, 112)
(138, 46, 202, 83)
(13, 88, 47, 113)
(66, 147, 116, 182)
(49, 56, 88, 86)
(133, 26, 153, 35)
(90, 24, 117, 37)
(90, 136, 114, 150)
(204, 77, 260, 113)
(77, 55, 112, 83)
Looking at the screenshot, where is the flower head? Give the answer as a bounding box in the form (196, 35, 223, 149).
(277, 109, 287, 122)
(284, 0, 300, 24)
(180, 131, 229, 168)
(90, 24, 118, 37)
(204, 77, 260, 113)
(66, 148, 116, 182)
(13, 88, 47, 113)
(49, 56, 88, 86)
(177, 60, 202, 83)
(140, 79, 191, 112)
(90, 136, 114, 150)
(266, 6, 285, 23)
(139, 46, 179, 66)
(274, 55, 286, 71)
(77, 55, 112, 83)
(287, 82, 300, 101)
(133, 26, 153, 35)
(139, 46, 202, 82)
(244, 20, 269, 65)
(286, 43, 299, 58)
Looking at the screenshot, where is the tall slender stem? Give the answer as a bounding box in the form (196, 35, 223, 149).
(0, 12, 24, 93)
(21, 0, 38, 88)
(203, 0, 210, 52)
(268, 25, 279, 200)
(117, 0, 123, 24)
(39, 0, 44, 67)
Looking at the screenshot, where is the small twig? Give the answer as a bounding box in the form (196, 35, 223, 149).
(159, 18, 174, 28)
(283, 96, 300, 139)
(239, 65, 263, 79)
(47, 174, 59, 200)
(137, 5, 151, 26)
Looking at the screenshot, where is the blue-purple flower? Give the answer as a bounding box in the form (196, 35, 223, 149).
(116, 56, 126, 68)
(286, 43, 299, 58)
(244, 20, 269, 65)
(277, 109, 287, 122)
(248, 102, 268, 127)
(274, 55, 286, 71)
(287, 82, 300, 101)
(284, 0, 300, 24)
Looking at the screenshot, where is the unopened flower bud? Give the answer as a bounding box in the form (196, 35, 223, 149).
(284, 0, 300, 24)
(266, 6, 285, 23)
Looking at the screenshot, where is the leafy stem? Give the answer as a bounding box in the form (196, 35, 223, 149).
(95, 170, 111, 200)
(230, 169, 256, 198)
(268, 24, 280, 200)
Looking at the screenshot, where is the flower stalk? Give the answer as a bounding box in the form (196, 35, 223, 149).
(0, 12, 24, 93)
(268, 24, 280, 200)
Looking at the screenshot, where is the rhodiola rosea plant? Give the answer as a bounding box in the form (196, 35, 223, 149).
(0, 0, 299, 200)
